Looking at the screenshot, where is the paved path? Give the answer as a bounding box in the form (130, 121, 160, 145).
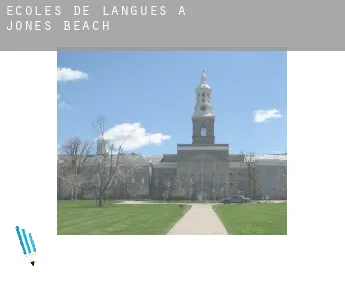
(167, 204, 228, 235)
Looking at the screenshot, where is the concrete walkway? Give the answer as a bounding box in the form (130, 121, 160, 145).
(167, 204, 228, 235)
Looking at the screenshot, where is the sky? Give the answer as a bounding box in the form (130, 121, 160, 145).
(57, 51, 287, 155)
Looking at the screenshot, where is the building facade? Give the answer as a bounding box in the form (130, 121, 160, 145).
(57, 72, 287, 201)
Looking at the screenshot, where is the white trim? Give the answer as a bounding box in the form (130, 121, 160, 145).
(255, 155, 287, 160)
(192, 115, 215, 119)
(177, 145, 228, 151)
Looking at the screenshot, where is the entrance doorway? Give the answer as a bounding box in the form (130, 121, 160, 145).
(197, 193, 203, 202)
(197, 190, 207, 202)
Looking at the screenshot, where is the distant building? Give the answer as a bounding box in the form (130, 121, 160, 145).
(57, 72, 287, 201)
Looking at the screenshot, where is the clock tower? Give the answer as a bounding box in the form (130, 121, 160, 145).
(192, 71, 215, 145)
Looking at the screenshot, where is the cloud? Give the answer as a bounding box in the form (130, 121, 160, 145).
(253, 109, 282, 123)
(57, 67, 88, 82)
(57, 93, 61, 100)
(58, 101, 72, 110)
(102, 123, 171, 151)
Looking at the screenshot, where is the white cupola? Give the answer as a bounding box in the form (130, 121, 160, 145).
(193, 71, 214, 117)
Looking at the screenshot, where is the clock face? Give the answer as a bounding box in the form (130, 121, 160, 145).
(200, 105, 207, 111)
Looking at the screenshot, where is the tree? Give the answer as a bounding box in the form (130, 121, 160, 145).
(163, 180, 172, 203)
(92, 144, 127, 207)
(173, 173, 185, 201)
(58, 137, 91, 201)
(242, 151, 258, 199)
(57, 157, 64, 199)
(93, 114, 106, 137)
(91, 115, 135, 207)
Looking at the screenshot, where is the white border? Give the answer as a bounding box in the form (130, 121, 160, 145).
(287, 51, 345, 282)
(1, 51, 344, 282)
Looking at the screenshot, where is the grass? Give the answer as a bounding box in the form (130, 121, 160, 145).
(213, 202, 287, 235)
(57, 200, 190, 235)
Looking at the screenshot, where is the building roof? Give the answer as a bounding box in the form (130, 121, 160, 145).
(58, 153, 151, 166)
(143, 155, 163, 164)
(57, 152, 287, 167)
(228, 154, 245, 162)
(161, 154, 178, 162)
(254, 154, 287, 161)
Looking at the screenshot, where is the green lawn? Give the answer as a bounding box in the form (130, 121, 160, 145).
(57, 201, 190, 235)
(213, 203, 287, 235)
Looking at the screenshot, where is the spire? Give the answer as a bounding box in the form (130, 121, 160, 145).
(192, 71, 215, 145)
(198, 71, 210, 89)
(200, 71, 207, 84)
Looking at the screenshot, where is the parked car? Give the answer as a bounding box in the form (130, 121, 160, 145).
(220, 195, 251, 204)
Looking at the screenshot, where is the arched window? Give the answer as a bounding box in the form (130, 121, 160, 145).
(201, 125, 207, 136)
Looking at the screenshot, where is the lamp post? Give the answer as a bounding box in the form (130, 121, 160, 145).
(141, 176, 145, 201)
(212, 161, 217, 202)
(167, 181, 171, 203)
(189, 177, 194, 202)
(221, 182, 226, 198)
(212, 173, 216, 202)
(201, 160, 204, 202)
(131, 177, 135, 200)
